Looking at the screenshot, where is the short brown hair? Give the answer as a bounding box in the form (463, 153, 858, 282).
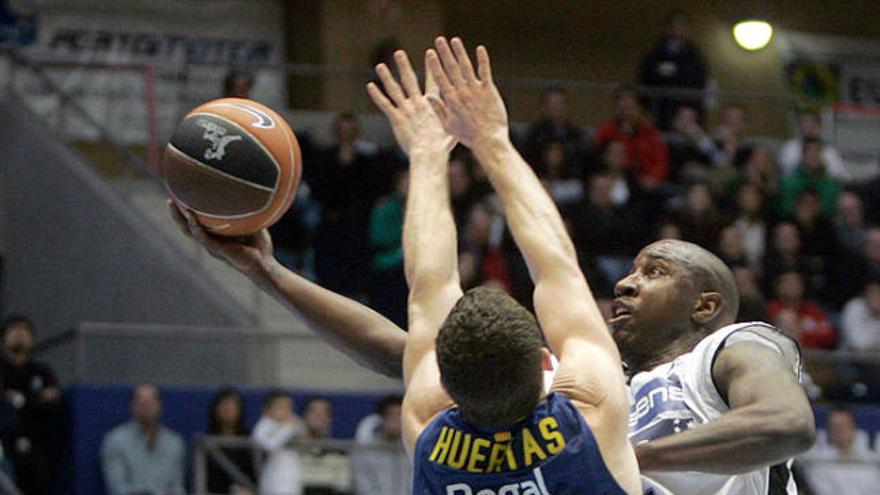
(436, 287, 544, 427)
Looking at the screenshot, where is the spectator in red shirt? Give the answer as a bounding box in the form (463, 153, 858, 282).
(595, 84, 670, 193)
(767, 270, 837, 349)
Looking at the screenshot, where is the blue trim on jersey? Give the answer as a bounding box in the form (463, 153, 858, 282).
(412, 392, 628, 495)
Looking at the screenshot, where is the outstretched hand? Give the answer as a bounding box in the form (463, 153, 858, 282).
(425, 37, 509, 148)
(366, 50, 456, 156)
(167, 199, 274, 277)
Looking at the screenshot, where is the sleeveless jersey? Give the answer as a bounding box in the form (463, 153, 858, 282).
(628, 322, 802, 495)
(412, 392, 629, 495)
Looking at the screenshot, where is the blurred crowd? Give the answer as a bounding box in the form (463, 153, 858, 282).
(100, 384, 407, 495)
(3, 8, 880, 495)
(268, 16, 880, 405)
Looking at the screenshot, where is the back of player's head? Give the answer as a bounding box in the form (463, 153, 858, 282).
(436, 286, 545, 427)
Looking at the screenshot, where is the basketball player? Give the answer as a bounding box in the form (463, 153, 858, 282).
(367, 41, 640, 493)
(611, 239, 815, 494)
(168, 40, 814, 495)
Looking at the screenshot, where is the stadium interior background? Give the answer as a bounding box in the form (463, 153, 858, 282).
(2, 0, 880, 494)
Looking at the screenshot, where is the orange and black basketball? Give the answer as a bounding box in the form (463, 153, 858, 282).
(162, 98, 302, 237)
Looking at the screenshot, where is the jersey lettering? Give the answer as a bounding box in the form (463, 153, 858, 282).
(445, 467, 550, 495)
(428, 417, 568, 473)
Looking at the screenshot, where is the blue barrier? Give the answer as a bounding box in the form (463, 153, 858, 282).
(55, 385, 880, 495)
(65, 384, 395, 495)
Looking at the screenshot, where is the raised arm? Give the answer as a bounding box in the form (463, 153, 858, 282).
(636, 342, 815, 474)
(169, 203, 405, 378)
(366, 50, 459, 454)
(427, 38, 639, 493)
(426, 37, 622, 396)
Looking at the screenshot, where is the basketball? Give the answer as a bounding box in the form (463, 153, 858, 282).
(162, 98, 302, 237)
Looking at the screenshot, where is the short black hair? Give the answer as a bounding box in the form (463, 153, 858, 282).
(802, 136, 823, 151)
(2, 315, 34, 337)
(262, 388, 292, 410)
(334, 111, 358, 128)
(208, 386, 247, 435)
(302, 396, 331, 413)
(436, 287, 544, 427)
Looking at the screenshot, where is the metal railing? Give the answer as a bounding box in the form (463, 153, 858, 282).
(192, 435, 409, 495)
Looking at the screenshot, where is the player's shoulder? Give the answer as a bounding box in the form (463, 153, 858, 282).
(674, 322, 801, 412)
(694, 321, 800, 365)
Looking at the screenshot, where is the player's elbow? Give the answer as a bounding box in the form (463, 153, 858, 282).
(765, 406, 816, 455)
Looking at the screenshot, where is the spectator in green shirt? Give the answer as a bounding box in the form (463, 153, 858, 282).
(368, 170, 409, 326)
(778, 137, 841, 218)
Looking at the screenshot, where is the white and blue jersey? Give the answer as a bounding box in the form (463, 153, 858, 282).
(628, 322, 802, 495)
(412, 392, 629, 495)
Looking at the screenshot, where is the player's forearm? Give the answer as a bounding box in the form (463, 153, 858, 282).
(470, 135, 578, 280)
(248, 258, 405, 378)
(636, 404, 815, 474)
(403, 149, 459, 301)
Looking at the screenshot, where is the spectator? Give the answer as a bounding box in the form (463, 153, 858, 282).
(223, 70, 254, 99)
(252, 389, 303, 495)
(733, 266, 768, 322)
(308, 112, 386, 298)
(299, 398, 351, 495)
(791, 189, 836, 260)
(536, 140, 584, 209)
(665, 104, 724, 182)
(523, 87, 586, 166)
(352, 396, 409, 495)
(840, 280, 880, 352)
(779, 113, 850, 181)
(763, 222, 822, 298)
(458, 202, 510, 292)
(0, 316, 61, 495)
(803, 407, 880, 495)
(858, 172, 880, 226)
(570, 173, 644, 286)
(828, 227, 880, 310)
(713, 104, 749, 168)
(673, 182, 724, 249)
(595, 84, 670, 193)
(778, 137, 841, 218)
(448, 154, 479, 229)
(767, 271, 836, 349)
(101, 384, 185, 495)
(598, 139, 637, 208)
(716, 224, 747, 267)
(206, 387, 256, 495)
(271, 182, 320, 280)
(832, 189, 867, 256)
(725, 144, 779, 202)
(731, 184, 768, 268)
(368, 169, 408, 327)
(638, 9, 707, 130)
